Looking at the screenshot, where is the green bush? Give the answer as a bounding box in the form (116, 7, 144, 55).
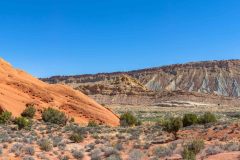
(182, 139, 204, 160)
(88, 120, 98, 127)
(182, 148, 196, 160)
(42, 108, 67, 125)
(185, 139, 205, 154)
(69, 133, 83, 143)
(21, 104, 36, 119)
(136, 120, 142, 126)
(14, 117, 32, 130)
(38, 139, 53, 151)
(120, 112, 138, 127)
(198, 112, 217, 124)
(70, 117, 75, 123)
(0, 111, 12, 124)
(183, 114, 198, 127)
(162, 117, 183, 137)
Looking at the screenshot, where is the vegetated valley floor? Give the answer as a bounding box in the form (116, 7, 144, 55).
(1, 104, 240, 160)
(108, 104, 240, 123)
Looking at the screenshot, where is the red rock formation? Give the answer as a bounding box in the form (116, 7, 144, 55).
(0, 58, 119, 126)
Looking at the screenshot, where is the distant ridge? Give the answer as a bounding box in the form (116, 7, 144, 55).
(42, 59, 240, 105)
(43, 59, 240, 78)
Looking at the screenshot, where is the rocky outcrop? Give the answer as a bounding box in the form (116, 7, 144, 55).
(42, 60, 240, 105)
(0, 58, 119, 126)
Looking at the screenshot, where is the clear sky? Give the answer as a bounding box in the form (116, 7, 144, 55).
(1, 0, 240, 78)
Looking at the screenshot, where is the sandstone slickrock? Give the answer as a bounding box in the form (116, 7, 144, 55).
(0, 58, 119, 126)
(42, 60, 240, 105)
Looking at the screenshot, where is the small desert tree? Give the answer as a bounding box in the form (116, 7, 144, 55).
(69, 133, 84, 143)
(162, 117, 183, 139)
(14, 117, 32, 130)
(182, 139, 205, 160)
(42, 107, 67, 125)
(120, 112, 139, 127)
(198, 112, 217, 124)
(183, 113, 198, 127)
(0, 111, 12, 124)
(21, 104, 36, 119)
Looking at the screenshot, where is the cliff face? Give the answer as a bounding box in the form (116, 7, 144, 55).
(0, 58, 119, 126)
(42, 60, 240, 105)
(129, 60, 240, 97)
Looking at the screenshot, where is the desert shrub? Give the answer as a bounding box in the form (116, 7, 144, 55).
(184, 139, 205, 154)
(198, 112, 217, 124)
(42, 108, 67, 125)
(183, 114, 198, 127)
(72, 149, 84, 159)
(88, 120, 98, 127)
(136, 120, 142, 126)
(23, 137, 35, 144)
(10, 143, 24, 155)
(69, 133, 83, 143)
(92, 133, 100, 139)
(37, 153, 48, 159)
(14, 117, 32, 130)
(103, 147, 118, 157)
(58, 155, 70, 160)
(153, 143, 177, 157)
(95, 139, 102, 144)
(90, 148, 102, 160)
(154, 146, 172, 158)
(25, 146, 35, 155)
(115, 143, 123, 151)
(182, 148, 196, 160)
(0, 111, 12, 124)
(58, 141, 67, 150)
(0, 146, 2, 155)
(21, 104, 36, 119)
(205, 146, 222, 156)
(64, 124, 89, 135)
(169, 142, 178, 151)
(128, 149, 144, 160)
(70, 117, 75, 123)
(86, 143, 95, 151)
(23, 156, 35, 160)
(224, 142, 240, 151)
(52, 136, 63, 147)
(0, 132, 10, 143)
(162, 117, 183, 137)
(106, 154, 122, 160)
(38, 139, 53, 151)
(120, 112, 138, 127)
(227, 112, 240, 119)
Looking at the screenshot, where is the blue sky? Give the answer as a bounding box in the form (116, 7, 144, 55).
(1, 0, 240, 77)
